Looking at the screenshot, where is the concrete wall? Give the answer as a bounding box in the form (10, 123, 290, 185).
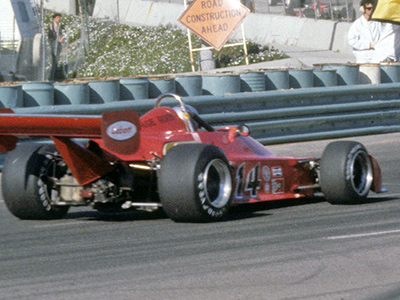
(42, 0, 79, 15)
(45, 0, 353, 55)
(91, 0, 186, 27)
(332, 22, 353, 56)
(232, 14, 307, 46)
(0, 0, 20, 43)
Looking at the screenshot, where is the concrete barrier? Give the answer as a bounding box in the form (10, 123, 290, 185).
(331, 22, 353, 55)
(297, 18, 335, 50)
(239, 14, 305, 46)
(93, 0, 185, 28)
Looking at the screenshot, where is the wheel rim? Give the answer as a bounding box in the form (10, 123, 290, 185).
(38, 152, 66, 209)
(350, 150, 373, 196)
(202, 159, 232, 209)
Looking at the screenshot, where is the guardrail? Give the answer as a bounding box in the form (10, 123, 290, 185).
(13, 82, 400, 145)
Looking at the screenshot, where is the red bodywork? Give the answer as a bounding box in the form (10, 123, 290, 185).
(0, 106, 381, 205)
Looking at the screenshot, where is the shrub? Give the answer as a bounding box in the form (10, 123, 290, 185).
(46, 11, 288, 78)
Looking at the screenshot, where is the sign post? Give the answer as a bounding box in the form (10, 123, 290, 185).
(179, 0, 250, 71)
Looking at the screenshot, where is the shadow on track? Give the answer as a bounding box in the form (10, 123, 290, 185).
(62, 195, 398, 223)
(65, 208, 168, 222)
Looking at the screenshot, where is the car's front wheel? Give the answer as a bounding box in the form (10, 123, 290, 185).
(158, 144, 233, 222)
(320, 141, 373, 204)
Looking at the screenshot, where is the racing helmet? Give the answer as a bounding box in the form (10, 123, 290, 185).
(173, 104, 199, 131)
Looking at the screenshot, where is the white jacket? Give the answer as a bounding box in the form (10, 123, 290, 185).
(371, 23, 400, 63)
(348, 16, 382, 63)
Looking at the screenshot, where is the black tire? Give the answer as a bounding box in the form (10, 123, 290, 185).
(2, 143, 70, 220)
(158, 144, 233, 222)
(320, 141, 373, 204)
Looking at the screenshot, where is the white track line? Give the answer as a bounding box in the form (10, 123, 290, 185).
(373, 192, 400, 198)
(34, 221, 89, 228)
(326, 229, 400, 240)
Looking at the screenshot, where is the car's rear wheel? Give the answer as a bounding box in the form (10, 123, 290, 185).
(320, 141, 373, 204)
(158, 144, 232, 222)
(2, 143, 70, 219)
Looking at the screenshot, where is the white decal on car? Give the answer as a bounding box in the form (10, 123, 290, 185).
(272, 178, 284, 194)
(107, 121, 137, 141)
(272, 166, 283, 177)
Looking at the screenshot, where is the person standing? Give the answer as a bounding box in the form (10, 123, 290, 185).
(348, 0, 381, 63)
(371, 22, 400, 62)
(48, 13, 65, 81)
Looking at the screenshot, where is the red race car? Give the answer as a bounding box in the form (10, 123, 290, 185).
(0, 94, 384, 222)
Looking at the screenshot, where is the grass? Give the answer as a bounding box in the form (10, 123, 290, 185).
(45, 11, 289, 78)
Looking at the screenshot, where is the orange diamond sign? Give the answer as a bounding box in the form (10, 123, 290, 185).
(178, 0, 250, 51)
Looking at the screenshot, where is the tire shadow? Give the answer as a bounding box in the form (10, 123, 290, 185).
(65, 208, 169, 222)
(64, 195, 396, 223)
(346, 196, 400, 205)
(224, 196, 325, 222)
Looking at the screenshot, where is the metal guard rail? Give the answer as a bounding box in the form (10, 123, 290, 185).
(13, 83, 400, 145)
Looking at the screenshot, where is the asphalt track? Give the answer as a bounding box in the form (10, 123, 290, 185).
(1, 133, 400, 300)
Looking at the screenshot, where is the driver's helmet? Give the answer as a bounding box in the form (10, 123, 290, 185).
(173, 104, 199, 131)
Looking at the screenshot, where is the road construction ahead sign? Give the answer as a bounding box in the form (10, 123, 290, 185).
(178, 0, 250, 51)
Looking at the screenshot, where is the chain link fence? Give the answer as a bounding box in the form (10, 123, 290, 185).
(250, 0, 358, 21)
(0, 37, 18, 76)
(149, 0, 360, 21)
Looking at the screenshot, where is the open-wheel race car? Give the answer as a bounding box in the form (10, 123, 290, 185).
(1, 94, 385, 222)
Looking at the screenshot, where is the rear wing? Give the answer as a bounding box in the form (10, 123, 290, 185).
(0, 111, 103, 152)
(0, 110, 139, 185)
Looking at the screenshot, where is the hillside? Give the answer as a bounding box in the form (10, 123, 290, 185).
(47, 12, 288, 78)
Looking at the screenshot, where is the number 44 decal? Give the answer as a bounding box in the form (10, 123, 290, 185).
(235, 163, 261, 198)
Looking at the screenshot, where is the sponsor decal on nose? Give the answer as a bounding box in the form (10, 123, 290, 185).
(107, 121, 137, 141)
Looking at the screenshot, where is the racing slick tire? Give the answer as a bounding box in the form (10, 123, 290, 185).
(320, 141, 373, 204)
(158, 144, 233, 222)
(2, 143, 70, 219)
